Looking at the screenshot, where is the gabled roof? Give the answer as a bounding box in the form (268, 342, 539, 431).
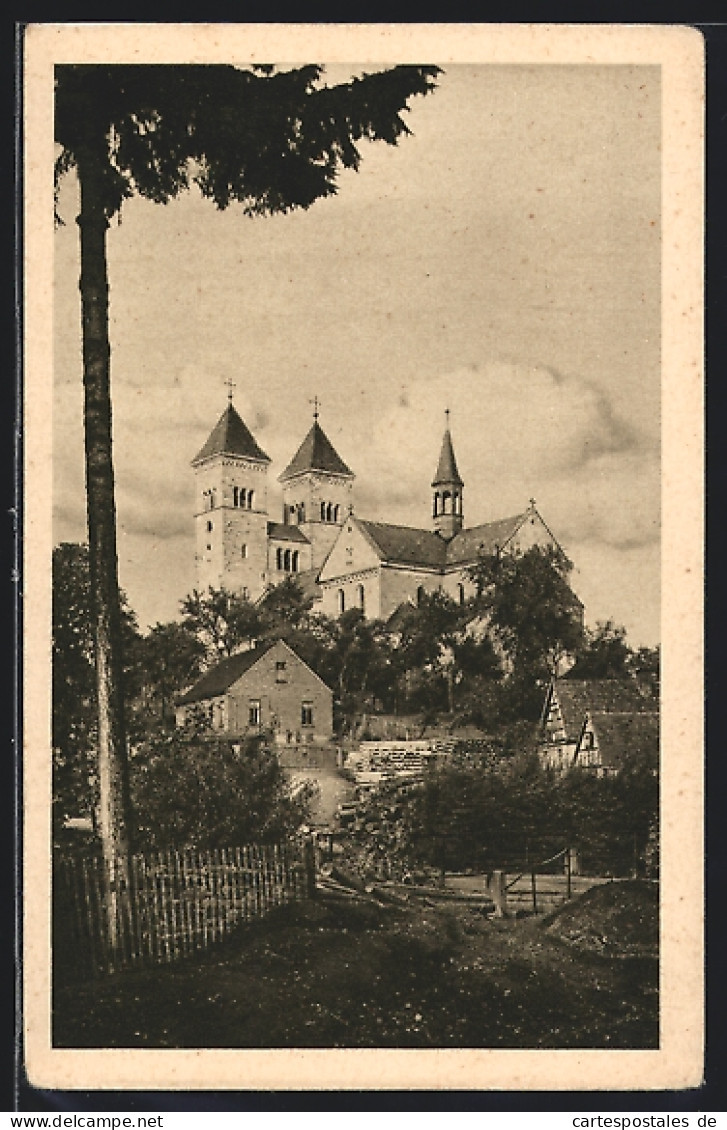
(588, 712, 659, 771)
(279, 421, 354, 482)
(176, 641, 276, 705)
(358, 520, 448, 569)
(444, 512, 528, 565)
(352, 512, 535, 572)
(432, 428, 463, 487)
(553, 679, 657, 742)
(192, 405, 270, 466)
(267, 522, 310, 544)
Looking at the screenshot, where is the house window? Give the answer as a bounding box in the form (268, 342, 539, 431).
(320, 501, 326, 521)
(357, 583, 365, 613)
(207, 520, 213, 533)
(276, 547, 283, 570)
(233, 486, 239, 507)
(276, 661, 287, 683)
(241, 543, 247, 559)
(301, 701, 314, 727)
(247, 490, 255, 510)
(416, 585, 425, 606)
(337, 589, 345, 614)
(248, 700, 261, 727)
(458, 583, 465, 606)
(292, 550, 299, 573)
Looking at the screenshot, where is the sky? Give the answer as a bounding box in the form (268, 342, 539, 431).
(53, 63, 661, 646)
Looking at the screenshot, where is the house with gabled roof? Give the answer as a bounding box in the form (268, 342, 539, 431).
(539, 678, 659, 775)
(175, 639, 333, 746)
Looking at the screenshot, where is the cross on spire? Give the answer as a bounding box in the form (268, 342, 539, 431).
(225, 377, 236, 405)
(445, 407, 450, 427)
(310, 395, 321, 421)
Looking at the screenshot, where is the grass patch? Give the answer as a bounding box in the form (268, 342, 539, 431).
(54, 883, 658, 1050)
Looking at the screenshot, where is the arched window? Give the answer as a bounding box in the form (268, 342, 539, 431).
(433, 492, 439, 518)
(276, 548, 283, 570)
(417, 585, 425, 606)
(333, 504, 340, 522)
(442, 491, 451, 515)
(458, 583, 465, 606)
(247, 489, 255, 510)
(283, 549, 291, 572)
(325, 502, 332, 522)
(292, 550, 299, 573)
(357, 583, 365, 613)
(233, 486, 238, 507)
(337, 589, 345, 614)
(298, 502, 306, 523)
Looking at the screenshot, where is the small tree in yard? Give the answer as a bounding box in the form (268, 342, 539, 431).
(131, 726, 308, 851)
(54, 62, 439, 938)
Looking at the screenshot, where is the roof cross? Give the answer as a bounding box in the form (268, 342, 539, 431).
(310, 395, 321, 421)
(225, 377, 236, 405)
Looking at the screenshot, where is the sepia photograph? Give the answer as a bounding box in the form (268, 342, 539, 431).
(23, 23, 704, 1093)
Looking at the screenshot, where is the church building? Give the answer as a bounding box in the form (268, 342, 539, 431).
(192, 399, 562, 620)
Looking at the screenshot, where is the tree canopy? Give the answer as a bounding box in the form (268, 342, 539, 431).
(55, 64, 440, 222)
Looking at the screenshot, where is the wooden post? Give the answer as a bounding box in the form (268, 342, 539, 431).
(302, 836, 317, 899)
(488, 870, 507, 918)
(531, 869, 538, 915)
(566, 846, 572, 900)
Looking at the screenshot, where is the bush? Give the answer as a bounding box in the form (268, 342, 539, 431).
(130, 728, 308, 850)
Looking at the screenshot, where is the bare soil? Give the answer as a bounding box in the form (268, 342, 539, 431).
(53, 879, 658, 1050)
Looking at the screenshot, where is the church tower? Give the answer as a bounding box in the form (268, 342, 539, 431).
(192, 400, 271, 600)
(432, 410, 464, 540)
(279, 404, 355, 573)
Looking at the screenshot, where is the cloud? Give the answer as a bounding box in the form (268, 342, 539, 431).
(349, 359, 658, 546)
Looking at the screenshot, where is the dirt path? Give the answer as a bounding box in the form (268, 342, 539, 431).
(287, 767, 354, 826)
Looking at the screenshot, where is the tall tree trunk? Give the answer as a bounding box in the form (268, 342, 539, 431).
(76, 149, 133, 953)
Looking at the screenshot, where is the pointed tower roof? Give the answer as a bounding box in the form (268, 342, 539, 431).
(192, 405, 271, 466)
(279, 421, 354, 483)
(432, 418, 463, 487)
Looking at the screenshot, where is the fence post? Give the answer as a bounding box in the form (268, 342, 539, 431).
(488, 870, 507, 918)
(531, 869, 538, 915)
(566, 846, 572, 900)
(302, 835, 317, 899)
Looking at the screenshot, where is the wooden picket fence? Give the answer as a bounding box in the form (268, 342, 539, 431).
(53, 844, 306, 979)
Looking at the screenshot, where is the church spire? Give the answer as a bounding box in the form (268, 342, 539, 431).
(432, 410, 464, 540)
